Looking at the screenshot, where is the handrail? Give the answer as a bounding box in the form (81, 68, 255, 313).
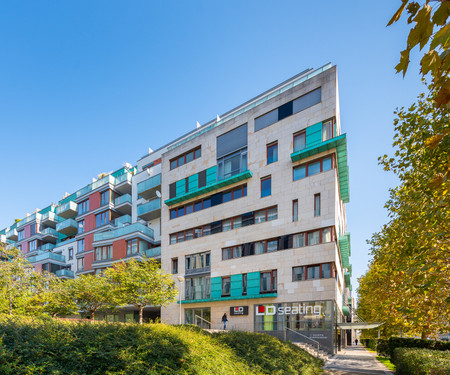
(194, 314, 213, 330)
(285, 327, 320, 356)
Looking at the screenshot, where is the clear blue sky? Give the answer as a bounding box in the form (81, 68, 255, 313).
(0, 1, 424, 300)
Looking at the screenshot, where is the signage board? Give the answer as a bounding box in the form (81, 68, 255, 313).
(230, 306, 249, 316)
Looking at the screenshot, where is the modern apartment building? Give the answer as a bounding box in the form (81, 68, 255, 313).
(0, 63, 352, 352)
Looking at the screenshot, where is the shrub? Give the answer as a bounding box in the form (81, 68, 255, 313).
(392, 348, 450, 375)
(361, 338, 378, 351)
(377, 337, 450, 358)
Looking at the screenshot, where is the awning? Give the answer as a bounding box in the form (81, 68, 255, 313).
(337, 322, 384, 330)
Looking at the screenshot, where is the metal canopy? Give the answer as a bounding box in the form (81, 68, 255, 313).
(337, 322, 384, 330)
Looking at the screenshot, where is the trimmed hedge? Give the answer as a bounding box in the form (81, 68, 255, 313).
(392, 348, 450, 375)
(361, 338, 377, 351)
(377, 337, 450, 358)
(0, 315, 323, 375)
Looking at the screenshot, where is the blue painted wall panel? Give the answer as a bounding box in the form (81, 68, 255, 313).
(306, 122, 322, 148)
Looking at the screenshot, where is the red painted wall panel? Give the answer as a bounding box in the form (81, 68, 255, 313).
(84, 251, 94, 271)
(84, 214, 96, 232)
(24, 225, 31, 238)
(113, 239, 127, 260)
(84, 233, 94, 252)
(34, 263, 42, 272)
(22, 241, 28, 253)
(89, 192, 100, 211)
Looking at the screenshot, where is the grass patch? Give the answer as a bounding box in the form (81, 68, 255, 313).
(376, 356, 396, 371)
(0, 315, 323, 374)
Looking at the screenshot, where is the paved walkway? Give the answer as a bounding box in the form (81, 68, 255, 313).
(323, 345, 393, 375)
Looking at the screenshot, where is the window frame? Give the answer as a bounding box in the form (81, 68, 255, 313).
(221, 276, 231, 297)
(293, 154, 335, 181)
(260, 176, 272, 198)
(170, 146, 201, 170)
(314, 193, 321, 217)
(260, 270, 277, 293)
(266, 141, 278, 164)
(293, 131, 306, 152)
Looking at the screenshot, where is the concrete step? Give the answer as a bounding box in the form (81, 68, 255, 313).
(294, 342, 332, 362)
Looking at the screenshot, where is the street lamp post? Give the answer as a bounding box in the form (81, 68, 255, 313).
(177, 275, 185, 325)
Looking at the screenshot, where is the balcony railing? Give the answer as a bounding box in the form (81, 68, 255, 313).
(40, 243, 56, 251)
(115, 172, 132, 185)
(28, 251, 66, 264)
(114, 194, 132, 206)
(137, 198, 161, 221)
(93, 222, 154, 242)
(143, 246, 161, 258)
(40, 227, 58, 243)
(56, 269, 74, 278)
(113, 215, 132, 227)
(114, 194, 132, 214)
(137, 173, 161, 200)
(41, 211, 64, 228)
(56, 201, 78, 219)
(16, 213, 41, 228)
(6, 228, 18, 241)
(56, 219, 78, 236)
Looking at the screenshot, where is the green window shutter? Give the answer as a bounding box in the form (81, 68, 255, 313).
(306, 122, 322, 148)
(188, 174, 199, 192)
(230, 274, 243, 297)
(175, 179, 186, 197)
(247, 272, 260, 296)
(211, 277, 222, 299)
(206, 166, 217, 185)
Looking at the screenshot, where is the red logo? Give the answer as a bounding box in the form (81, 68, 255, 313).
(258, 306, 265, 314)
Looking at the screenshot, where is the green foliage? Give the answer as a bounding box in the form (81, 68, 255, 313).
(377, 337, 450, 358)
(376, 356, 396, 372)
(392, 347, 450, 375)
(361, 338, 378, 351)
(0, 316, 323, 375)
(358, 90, 450, 338)
(213, 330, 323, 375)
(105, 257, 177, 324)
(388, 1, 450, 107)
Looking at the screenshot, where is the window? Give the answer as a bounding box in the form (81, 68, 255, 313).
(78, 199, 89, 215)
(185, 276, 211, 300)
(170, 146, 201, 170)
(292, 266, 306, 281)
(96, 211, 110, 227)
(308, 230, 320, 246)
(322, 119, 333, 141)
(307, 265, 320, 280)
(68, 247, 73, 260)
(18, 230, 24, 241)
(261, 176, 271, 198)
(78, 220, 85, 234)
(95, 246, 112, 261)
(292, 200, 298, 222)
(222, 245, 243, 260)
(222, 277, 231, 296)
(322, 263, 332, 278)
(100, 190, 111, 206)
(255, 206, 277, 224)
(185, 251, 210, 274)
(255, 239, 278, 254)
(242, 274, 247, 295)
(293, 155, 334, 181)
(323, 227, 332, 242)
(293, 233, 305, 247)
(314, 194, 321, 217)
(267, 142, 278, 164)
(28, 239, 38, 251)
(77, 257, 84, 271)
(293, 131, 306, 152)
(30, 224, 36, 236)
(127, 239, 138, 255)
(217, 148, 248, 180)
(172, 258, 178, 274)
(77, 239, 85, 253)
(260, 270, 277, 293)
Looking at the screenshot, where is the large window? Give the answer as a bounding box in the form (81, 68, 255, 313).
(171, 258, 178, 274)
(28, 239, 38, 251)
(292, 263, 335, 282)
(185, 276, 210, 300)
(78, 220, 85, 234)
(217, 148, 248, 180)
(18, 230, 24, 241)
(100, 190, 111, 206)
(170, 146, 201, 170)
(222, 277, 231, 296)
(322, 119, 334, 141)
(30, 224, 36, 236)
(78, 199, 89, 215)
(126, 239, 138, 255)
(185, 251, 210, 274)
(293, 155, 334, 181)
(260, 270, 277, 293)
(96, 211, 110, 227)
(68, 247, 73, 260)
(267, 142, 278, 164)
(261, 176, 271, 198)
(95, 246, 112, 261)
(77, 239, 85, 253)
(293, 131, 306, 152)
(77, 257, 84, 271)
(292, 200, 298, 222)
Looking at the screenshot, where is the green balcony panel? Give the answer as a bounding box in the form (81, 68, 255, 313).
(206, 166, 217, 185)
(305, 122, 322, 148)
(230, 274, 243, 297)
(339, 233, 351, 268)
(56, 219, 78, 236)
(188, 174, 198, 193)
(56, 201, 78, 219)
(291, 134, 349, 203)
(93, 222, 154, 242)
(114, 194, 132, 215)
(247, 272, 260, 296)
(137, 198, 161, 221)
(41, 228, 58, 243)
(56, 269, 74, 278)
(211, 277, 222, 299)
(113, 215, 132, 227)
(28, 252, 66, 264)
(165, 170, 252, 206)
(143, 246, 161, 258)
(40, 243, 55, 251)
(6, 228, 18, 241)
(180, 292, 277, 304)
(175, 179, 185, 196)
(137, 173, 161, 200)
(41, 211, 63, 229)
(16, 213, 40, 229)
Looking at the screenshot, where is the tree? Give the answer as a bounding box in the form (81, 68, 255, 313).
(0, 245, 34, 316)
(388, 0, 450, 107)
(105, 257, 177, 324)
(358, 89, 450, 338)
(71, 274, 116, 321)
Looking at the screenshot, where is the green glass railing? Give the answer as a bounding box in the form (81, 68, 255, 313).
(16, 213, 41, 228)
(6, 228, 18, 240)
(113, 215, 132, 227)
(40, 243, 55, 251)
(56, 269, 74, 278)
(56, 219, 78, 233)
(56, 201, 77, 215)
(137, 199, 161, 216)
(143, 247, 161, 258)
(41, 211, 64, 223)
(115, 172, 132, 185)
(41, 228, 58, 237)
(114, 194, 132, 206)
(28, 252, 66, 263)
(137, 174, 161, 195)
(93, 223, 154, 242)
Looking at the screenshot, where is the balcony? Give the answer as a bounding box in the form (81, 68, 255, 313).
(41, 211, 63, 228)
(56, 269, 74, 279)
(137, 173, 161, 200)
(143, 246, 161, 258)
(114, 172, 132, 194)
(16, 213, 40, 229)
(56, 219, 78, 236)
(27, 251, 66, 264)
(40, 243, 55, 251)
(40, 228, 58, 244)
(6, 228, 18, 241)
(186, 265, 211, 276)
(93, 222, 154, 243)
(114, 194, 132, 215)
(113, 214, 132, 227)
(56, 201, 78, 219)
(137, 198, 161, 221)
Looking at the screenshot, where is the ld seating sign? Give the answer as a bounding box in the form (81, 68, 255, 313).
(230, 306, 249, 316)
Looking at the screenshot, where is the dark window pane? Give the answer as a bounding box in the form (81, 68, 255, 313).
(203, 198, 211, 209)
(323, 157, 332, 171)
(186, 151, 194, 163)
(233, 187, 242, 199)
(293, 165, 306, 180)
(186, 204, 194, 214)
(178, 156, 185, 166)
(242, 212, 254, 227)
(194, 201, 202, 212)
(194, 148, 201, 159)
(211, 193, 222, 206)
(210, 221, 222, 234)
(278, 101, 293, 121)
(308, 161, 321, 176)
(307, 266, 320, 279)
(216, 124, 248, 158)
(243, 185, 247, 196)
(198, 170, 207, 188)
(261, 177, 271, 197)
(169, 183, 177, 199)
(267, 143, 278, 164)
(293, 266, 305, 281)
(177, 207, 185, 217)
(322, 263, 331, 278)
(255, 109, 278, 131)
(292, 87, 321, 114)
(223, 191, 232, 203)
(170, 160, 177, 169)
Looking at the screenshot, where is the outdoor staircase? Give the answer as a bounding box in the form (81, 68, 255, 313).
(294, 342, 332, 361)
